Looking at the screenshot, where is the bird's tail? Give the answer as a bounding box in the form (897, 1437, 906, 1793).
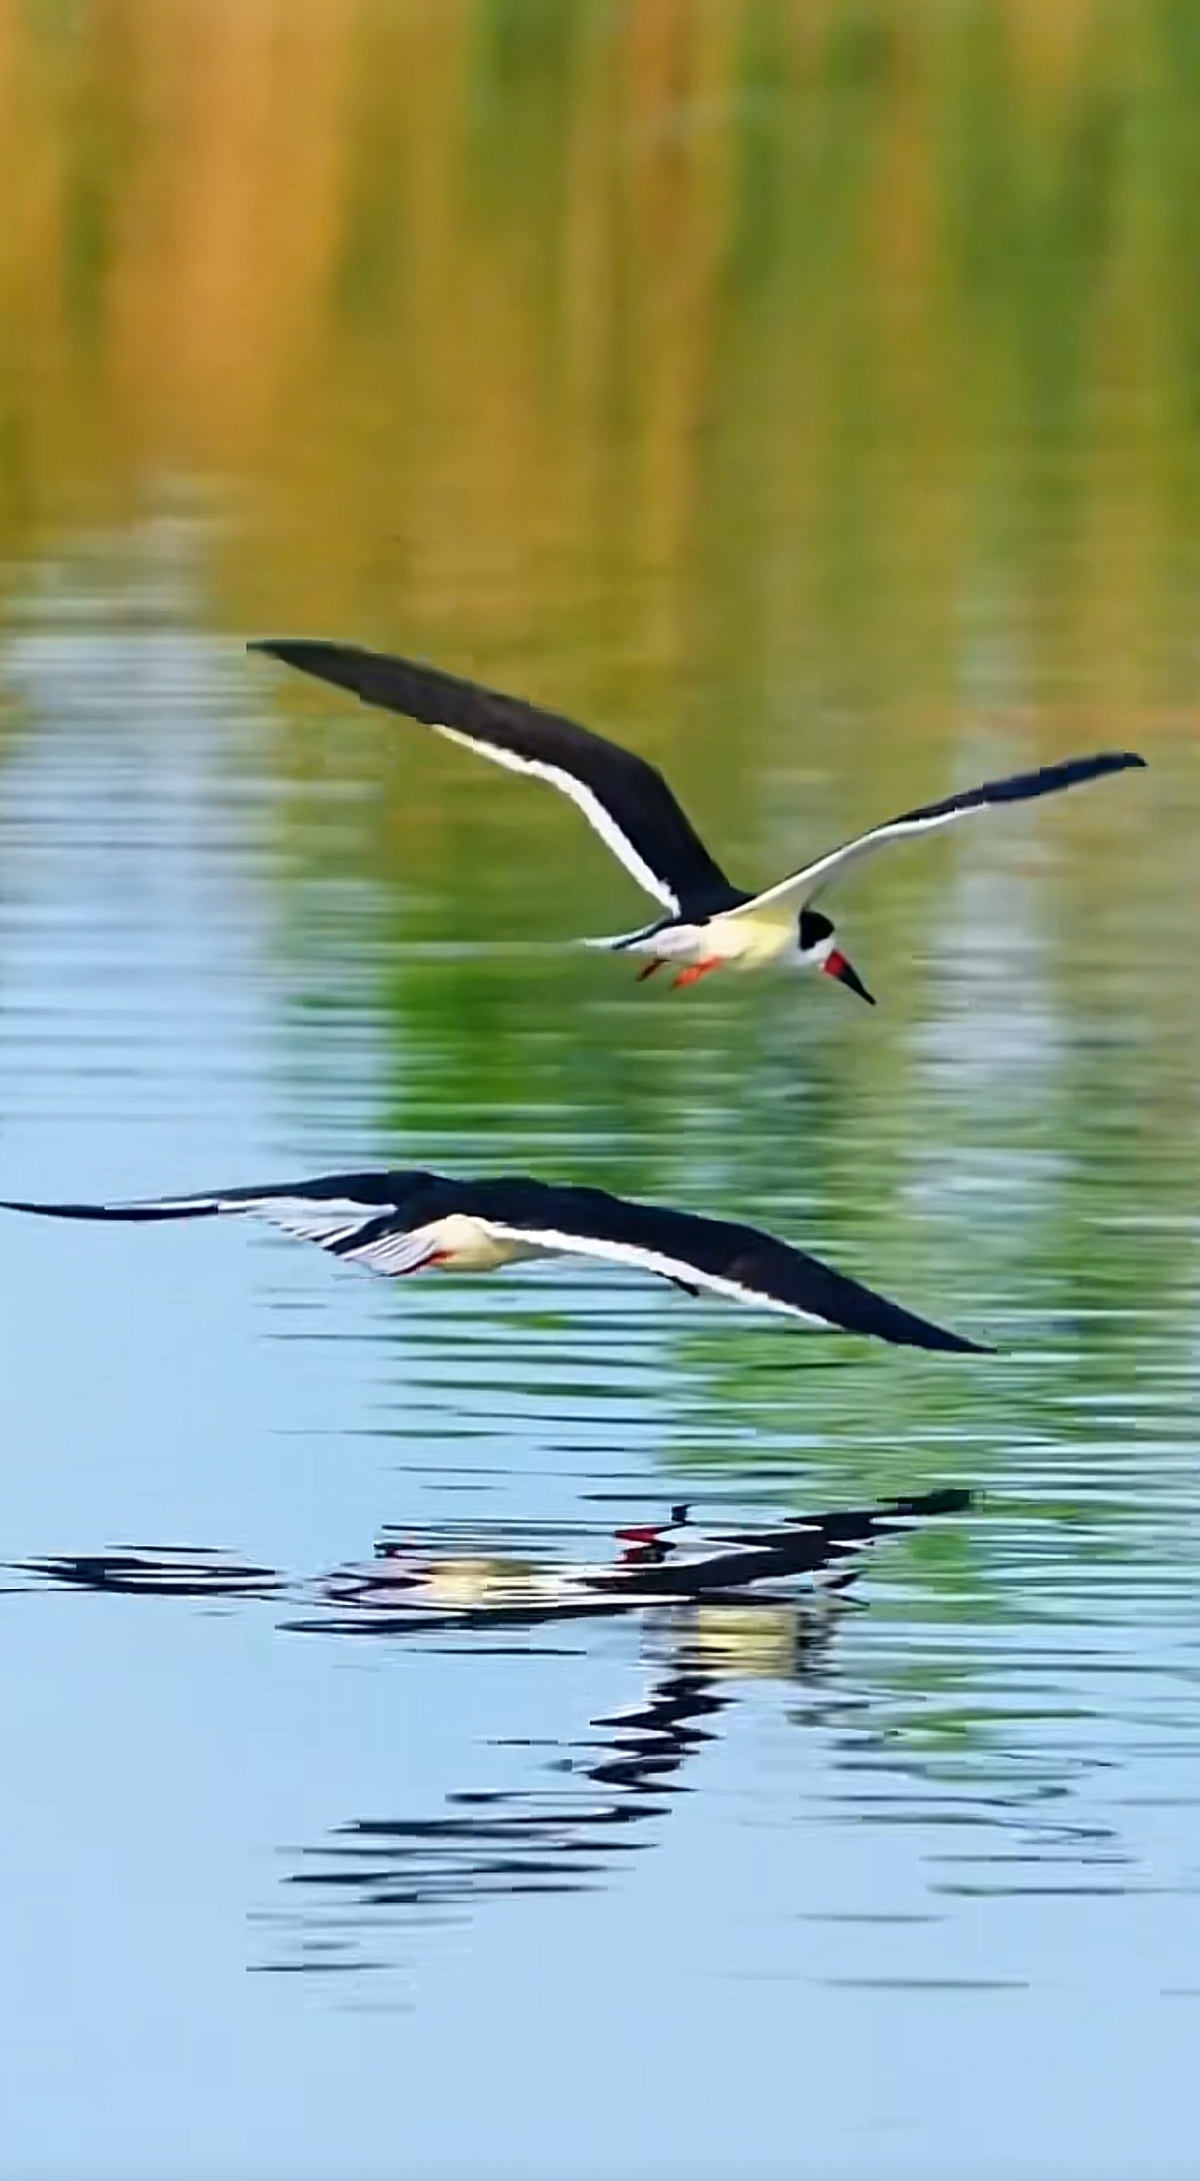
(576, 921, 668, 953)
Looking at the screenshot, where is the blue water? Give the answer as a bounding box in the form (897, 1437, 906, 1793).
(1, 542, 1199, 2181)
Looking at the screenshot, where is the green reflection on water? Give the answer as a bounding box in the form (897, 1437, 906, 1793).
(1, 0, 1199, 1666)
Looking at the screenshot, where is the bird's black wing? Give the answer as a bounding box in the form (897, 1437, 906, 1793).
(731, 749, 1147, 917)
(250, 639, 738, 918)
(456, 1177, 991, 1354)
(0, 1169, 448, 1275)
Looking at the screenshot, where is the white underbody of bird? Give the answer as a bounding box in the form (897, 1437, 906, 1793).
(0, 1166, 994, 1354)
(249, 637, 1146, 1002)
(393, 1209, 544, 1272)
(601, 904, 855, 993)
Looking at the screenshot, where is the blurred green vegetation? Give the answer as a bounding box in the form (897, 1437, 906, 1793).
(0, 0, 1196, 705)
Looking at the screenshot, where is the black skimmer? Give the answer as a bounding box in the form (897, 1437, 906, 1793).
(0, 1167, 991, 1352)
(249, 638, 1146, 998)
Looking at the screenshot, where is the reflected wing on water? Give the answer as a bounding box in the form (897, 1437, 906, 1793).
(260, 1658, 735, 1974)
(11, 1546, 284, 1598)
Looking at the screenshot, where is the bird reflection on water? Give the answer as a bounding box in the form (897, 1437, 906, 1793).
(10, 1490, 967, 1624)
(288, 1488, 971, 1636)
(10, 1544, 284, 1599)
(9, 1493, 973, 1981)
(263, 1606, 843, 1980)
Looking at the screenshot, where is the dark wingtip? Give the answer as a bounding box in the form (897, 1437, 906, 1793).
(247, 638, 380, 712)
(879, 1485, 975, 1520)
(0, 1197, 109, 1221)
(248, 637, 321, 664)
(907, 1486, 975, 1517)
(911, 1324, 996, 1356)
(1089, 750, 1147, 780)
(1091, 750, 1147, 777)
(1073, 749, 1146, 772)
(0, 1196, 216, 1224)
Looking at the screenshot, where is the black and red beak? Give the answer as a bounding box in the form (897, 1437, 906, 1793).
(822, 949, 875, 1005)
(614, 1506, 689, 1546)
(614, 1518, 680, 1567)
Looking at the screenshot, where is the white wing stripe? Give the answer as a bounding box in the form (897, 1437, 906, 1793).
(476, 1220, 828, 1328)
(729, 804, 997, 918)
(432, 723, 679, 912)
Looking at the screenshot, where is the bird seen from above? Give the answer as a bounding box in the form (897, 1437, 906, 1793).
(0, 1167, 993, 1355)
(250, 638, 1146, 1001)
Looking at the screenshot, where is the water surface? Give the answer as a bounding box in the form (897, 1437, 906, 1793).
(1, 6, 1200, 2177)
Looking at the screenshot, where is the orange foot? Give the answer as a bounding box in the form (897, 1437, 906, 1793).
(636, 958, 666, 982)
(672, 957, 723, 990)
